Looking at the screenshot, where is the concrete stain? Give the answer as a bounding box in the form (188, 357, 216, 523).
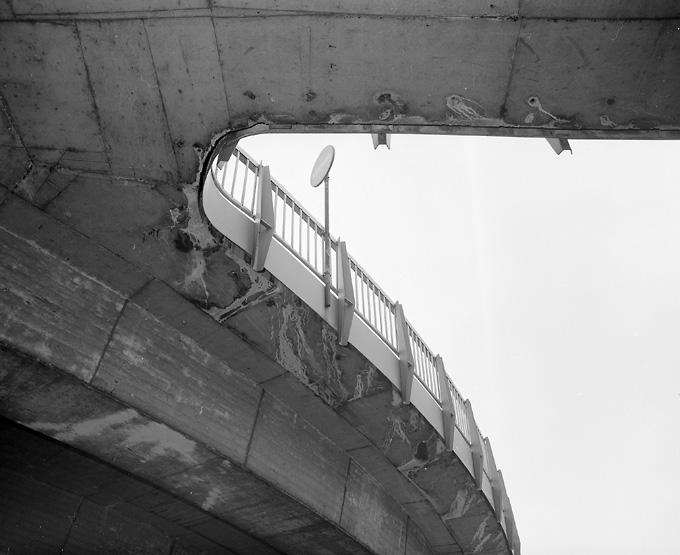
(27, 408, 138, 443)
(274, 301, 311, 378)
(442, 482, 477, 520)
(320, 325, 348, 402)
(181, 251, 209, 300)
(525, 95, 570, 125)
(382, 412, 411, 452)
(351, 372, 366, 400)
(201, 486, 222, 510)
(446, 94, 485, 120)
(125, 421, 198, 465)
(600, 114, 617, 126)
(468, 515, 499, 553)
(174, 229, 195, 252)
(346, 362, 387, 403)
(181, 183, 218, 251)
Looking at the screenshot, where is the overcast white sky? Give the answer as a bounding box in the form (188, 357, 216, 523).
(240, 133, 680, 555)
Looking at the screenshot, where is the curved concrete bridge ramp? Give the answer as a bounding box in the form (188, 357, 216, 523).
(1, 2, 677, 553)
(0, 171, 507, 555)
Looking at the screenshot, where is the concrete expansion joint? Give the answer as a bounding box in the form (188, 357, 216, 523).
(337, 457, 352, 525)
(0, 92, 28, 154)
(52, 164, 177, 187)
(243, 388, 266, 468)
(12, 161, 35, 191)
(89, 297, 132, 388)
(58, 496, 84, 553)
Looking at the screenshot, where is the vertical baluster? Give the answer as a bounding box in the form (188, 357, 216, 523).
(429, 353, 436, 396)
(313, 223, 318, 272)
(416, 340, 422, 384)
(239, 157, 249, 205)
(290, 199, 295, 248)
(281, 194, 288, 244)
(386, 303, 393, 346)
(249, 165, 259, 213)
(365, 280, 373, 326)
(363, 275, 369, 320)
(230, 153, 239, 197)
(305, 214, 310, 262)
(370, 283, 379, 332)
(414, 333, 422, 380)
(432, 354, 440, 398)
(219, 158, 227, 190)
(378, 293, 386, 339)
(297, 205, 303, 256)
(424, 350, 431, 393)
(358, 269, 365, 317)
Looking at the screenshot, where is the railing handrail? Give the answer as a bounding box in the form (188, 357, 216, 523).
(206, 143, 518, 554)
(211, 145, 471, 437)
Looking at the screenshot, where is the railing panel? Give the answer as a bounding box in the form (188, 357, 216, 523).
(406, 323, 440, 402)
(214, 147, 448, 397)
(206, 144, 515, 549)
(447, 378, 471, 444)
(214, 148, 477, 435)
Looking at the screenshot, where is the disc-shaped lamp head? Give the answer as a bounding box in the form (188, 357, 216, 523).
(310, 145, 336, 188)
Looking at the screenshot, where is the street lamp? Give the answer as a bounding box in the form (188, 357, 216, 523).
(310, 145, 336, 308)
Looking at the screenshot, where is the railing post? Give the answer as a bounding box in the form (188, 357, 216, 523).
(498, 470, 520, 555)
(336, 240, 355, 346)
(436, 355, 455, 450)
(483, 437, 505, 524)
(465, 399, 484, 490)
(216, 142, 238, 170)
(395, 302, 414, 405)
(252, 165, 275, 272)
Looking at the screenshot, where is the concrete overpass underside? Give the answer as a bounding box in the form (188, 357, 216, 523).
(1, 1, 678, 554)
(1, 189, 498, 555)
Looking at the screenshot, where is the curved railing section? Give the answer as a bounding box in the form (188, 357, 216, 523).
(202, 143, 520, 555)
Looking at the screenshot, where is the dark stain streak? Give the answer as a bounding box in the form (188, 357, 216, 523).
(174, 229, 195, 252)
(518, 37, 539, 61)
(567, 36, 591, 68)
(415, 441, 429, 461)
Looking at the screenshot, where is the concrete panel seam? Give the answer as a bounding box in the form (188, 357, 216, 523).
(166, 536, 177, 555)
(11, 10, 214, 23)
(41, 168, 79, 210)
(243, 388, 266, 468)
(59, 495, 84, 553)
(89, 297, 131, 387)
(499, 16, 524, 121)
(74, 22, 112, 171)
(403, 516, 411, 555)
(0, 189, 10, 208)
(210, 11, 233, 125)
(142, 19, 180, 182)
(254, 370, 291, 387)
(0, 92, 29, 157)
(337, 457, 352, 525)
(2, 1, 15, 18)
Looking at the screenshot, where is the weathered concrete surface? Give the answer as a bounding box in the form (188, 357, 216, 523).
(0, 164, 504, 554)
(2, 1, 675, 552)
(1, 2, 679, 187)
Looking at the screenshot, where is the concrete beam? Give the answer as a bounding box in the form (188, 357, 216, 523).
(0, 165, 512, 553)
(1, 5, 677, 184)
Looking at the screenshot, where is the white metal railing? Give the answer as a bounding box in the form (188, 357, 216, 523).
(213, 146, 473, 442)
(206, 143, 519, 555)
(446, 376, 470, 442)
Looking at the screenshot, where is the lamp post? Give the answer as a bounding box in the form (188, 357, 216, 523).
(310, 145, 336, 308)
